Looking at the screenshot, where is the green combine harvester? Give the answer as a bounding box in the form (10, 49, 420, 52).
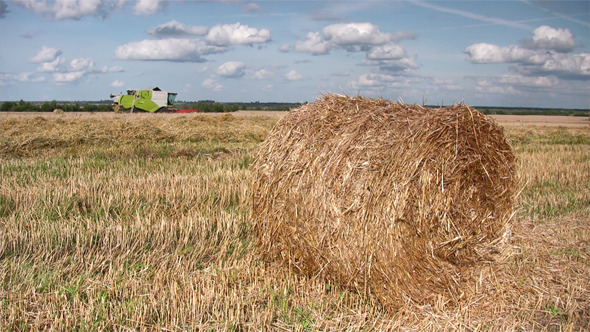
(110, 87, 177, 113)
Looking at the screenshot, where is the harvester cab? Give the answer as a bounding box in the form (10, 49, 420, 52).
(110, 87, 177, 113)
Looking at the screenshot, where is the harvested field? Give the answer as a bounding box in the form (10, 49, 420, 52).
(3, 111, 588, 128)
(0, 108, 589, 330)
(489, 114, 589, 128)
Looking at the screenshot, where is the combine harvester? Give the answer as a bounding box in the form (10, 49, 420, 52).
(110, 87, 197, 113)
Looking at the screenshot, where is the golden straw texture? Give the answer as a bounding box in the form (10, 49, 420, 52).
(250, 94, 516, 311)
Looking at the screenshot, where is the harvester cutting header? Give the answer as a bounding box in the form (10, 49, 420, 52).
(110, 87, 177, 113)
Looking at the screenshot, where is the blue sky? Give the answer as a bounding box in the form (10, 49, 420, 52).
(0, 0, 588, 108)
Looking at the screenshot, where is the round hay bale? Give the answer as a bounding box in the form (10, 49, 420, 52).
(250, 94, 516, 310)
(53, 108, 64, 114)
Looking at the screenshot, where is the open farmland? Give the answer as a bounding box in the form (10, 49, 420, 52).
(0, 111, 589, 330)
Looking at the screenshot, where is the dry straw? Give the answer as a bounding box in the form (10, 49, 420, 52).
(250, 94, 516, 311)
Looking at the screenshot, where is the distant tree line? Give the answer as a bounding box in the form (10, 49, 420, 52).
(0, 100, 296, 113)
(177, 101, 242, 113)
(478, 107, 589, 117)
(2, 99, 587, 116)
(0, 100, 113, 112)
(176, 101, 303, 112)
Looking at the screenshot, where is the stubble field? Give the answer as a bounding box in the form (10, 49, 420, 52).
(0, 111, 589, 330)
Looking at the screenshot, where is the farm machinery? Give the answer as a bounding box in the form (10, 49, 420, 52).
(110, 87, 178, 113)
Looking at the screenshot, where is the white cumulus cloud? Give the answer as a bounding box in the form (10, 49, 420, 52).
(362, 57, 419, 73)
(498, 74, 559, 87)
(15, 0, 106, 19)
(202, 78, 223, 91)
(206, 23, 271, 46)
(285, 69, 302, 81)
(254, 68, 273, 79)
(101, 65, 124, 73)
(538, 52, 590, 78)
(216, 61, 246, 78)
(293, 23, 417, 76)
(148, 20, 208, 37)
(36, 57, 66, 72)
(366, 43, 406, 60)
(295, 32, 331, 55)
(279, 44, 290, 53)
(111, 79, 124, 88)
(525, 25, 576, 53)
(133, 0, 166, 15)
(244, 3, 260, 12)
(323, 22, 391, 46)
(465, 43, 540, 64)
(53, 71, 85, 83)
(0, 72, 46, 85)
(466, 26, 589, 80)
(115, 38, 227, 62)
(70, 58, 94, 71)
(30, 46, 62, 63)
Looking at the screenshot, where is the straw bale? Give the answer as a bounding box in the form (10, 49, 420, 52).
(250, 94, 516, 310)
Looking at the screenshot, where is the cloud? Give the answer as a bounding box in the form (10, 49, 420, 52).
(206, 23, 271, 46)
(285, 69, 302, 81)
(427, 78, 463, 91)
(244, 3, 260, 12)
(475, 83, 522, 95)
(366, 43, 406, 60)
(390, 31, 417, 43)
(14, 0, 106, 19)
(0, 72, 46, 85)
(53, 71, 85, 83)
(70, 58, 94, 71)
(362, 57, 419, 73)
(254, 68, 273, 79)
(115, 38, 227, 62)
(347, 73, 430, 97)
(293, 22, 418, 76)
(133, 0, 166, 15)
(523, 26, 577, 53)
(0, 0, 8, 19)
(322, 22, 392, 46)
(216, 61, 246, 78)
(148, 20, 208, 37)
(465, 43, 540, 64)
(533, 52, 590, 80)
(295, 32, 331, 55)
(279, 44, 290, 53)
(111, 79, 124, 88)
(465, 26, 589, 80)
(497, 74, 559, 87)
(351, 73, 394, 87)
(202, 78, 223, 91)
(349, 73, 416, 88)
(30, 46, 62, 63)
(101, 65, 124, 73)
(36, 57, 66, 72)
